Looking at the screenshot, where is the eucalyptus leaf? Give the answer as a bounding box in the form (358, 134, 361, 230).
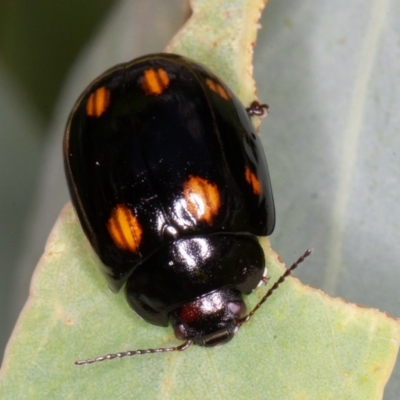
(1, 0, 399, 399)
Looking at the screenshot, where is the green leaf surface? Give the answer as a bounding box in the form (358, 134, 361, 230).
(1, 0, 400, 399)
(1, 204, 399, 399)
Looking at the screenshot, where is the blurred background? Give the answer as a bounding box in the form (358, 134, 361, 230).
(0, 0, 113, 353)
(0, 0, 399, 398)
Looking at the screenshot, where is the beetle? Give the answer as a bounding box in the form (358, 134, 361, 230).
(64, 53, 310, 364)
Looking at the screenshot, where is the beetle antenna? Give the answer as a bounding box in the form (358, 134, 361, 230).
(238, 249, 313, 325)
(74, 340, 192, 365)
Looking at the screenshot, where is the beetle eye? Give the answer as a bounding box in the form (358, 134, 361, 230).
(228, 301, 246, 318)
(173, 324, 187, 341)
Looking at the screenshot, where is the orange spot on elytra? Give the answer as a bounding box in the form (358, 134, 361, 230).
(183, 176, 220, 225)
(86, 86, 111, 117)
(141, 68, 170, 96)
(107, 204, 142, 253)
(206, 78, 229, 100)
(245, 166, 261, 195)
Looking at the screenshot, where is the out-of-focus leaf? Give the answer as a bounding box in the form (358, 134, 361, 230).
(253, 1, 400, 397)
(0, 60, 44, 361)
